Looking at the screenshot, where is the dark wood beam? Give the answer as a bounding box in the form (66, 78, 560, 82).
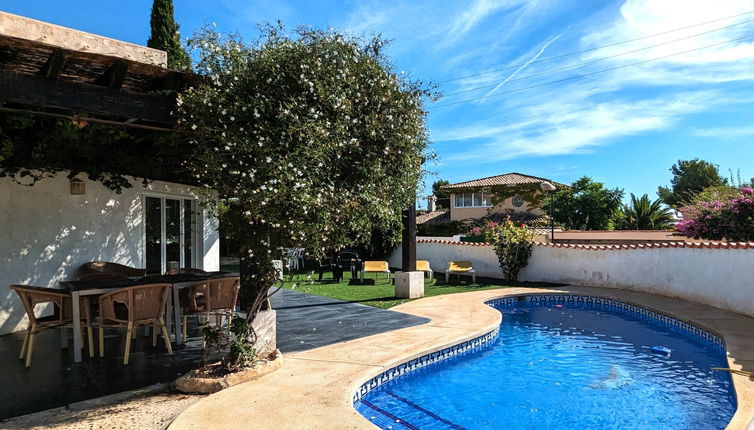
(0, 107, 174, 131)
(401, 201, 417, 272)
(97, 60, 129, 89)
(39, 49, 68, 80)
(149, 71, 189, 92)
(0, 69, 175, 125)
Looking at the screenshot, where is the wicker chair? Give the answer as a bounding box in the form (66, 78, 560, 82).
(11, 285, 94, 367)
(180, 277, 240, 342)
(165, 268, 208, 275)
(78, 261, 147, 278)
(98, 283, 173, 365)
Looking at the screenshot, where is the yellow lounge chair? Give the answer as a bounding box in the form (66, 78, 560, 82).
(445, 261, 476, 283)
(416, 260, 433, 280)
(361, 261, 391, 282)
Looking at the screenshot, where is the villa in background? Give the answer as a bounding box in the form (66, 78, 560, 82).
(419, 172, 692, 245)
(420, 173, 564, 228)
(442, 172, 564, 222)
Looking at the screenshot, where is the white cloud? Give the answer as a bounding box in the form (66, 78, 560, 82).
(692, 125, 754, 138)
(582, 0, 754, 67)
(437, 90, 719, 164)
(438, 0, 520, 47)
(429, 0, 754, 168)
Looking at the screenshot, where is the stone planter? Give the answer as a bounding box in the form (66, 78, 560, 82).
(173, 309, 279, 394)
(173, 349, 283, 394)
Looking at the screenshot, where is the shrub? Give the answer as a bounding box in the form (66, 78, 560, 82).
(676, 187, 754, 241)
(417, 220, 464, 237)
(464, 220, 500, 243)
(203, 316, 257, 373)
(491, 221, 534, 281)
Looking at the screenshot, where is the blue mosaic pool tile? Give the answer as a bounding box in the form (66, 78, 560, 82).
(488, 294, 726, 351)
(352, 328, 499, 403)
(354, 294, 727, 407)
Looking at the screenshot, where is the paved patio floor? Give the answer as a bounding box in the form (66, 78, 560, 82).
(0, 289, 428, 420)
(272, 289, 429, 353)
(170, 286, 754, 430)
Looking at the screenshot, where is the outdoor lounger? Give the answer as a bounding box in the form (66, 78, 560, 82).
(445, 260, 476, 283)
(361, 261, 391, 282)
(416, 260, 433, 280)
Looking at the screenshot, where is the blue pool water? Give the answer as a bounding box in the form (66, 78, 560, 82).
(355, 296, 736, 430)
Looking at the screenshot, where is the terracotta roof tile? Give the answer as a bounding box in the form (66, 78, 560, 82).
(416, 210, 451, 225)
(441, 172, 567, 190)
(415, 239, 754, 250)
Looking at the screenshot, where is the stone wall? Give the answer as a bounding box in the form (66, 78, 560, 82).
(389, 240, 754, 318)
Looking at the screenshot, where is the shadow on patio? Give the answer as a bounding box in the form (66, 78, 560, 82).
(0, 288, 429, 420)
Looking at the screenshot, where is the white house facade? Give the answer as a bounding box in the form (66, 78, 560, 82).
(0, 172, 220, 335)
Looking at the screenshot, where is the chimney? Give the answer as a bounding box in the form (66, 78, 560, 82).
(427, 195, 437, 212)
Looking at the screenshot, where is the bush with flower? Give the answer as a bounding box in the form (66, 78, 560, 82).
(465, 220, 500, 243)
(489, 220, 535, 281)
(676, 187, 754, 241)
(175, 24, 434, 368)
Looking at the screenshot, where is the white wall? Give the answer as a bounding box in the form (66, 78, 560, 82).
(389, 241, 754, 318)
(0, 173, 219, 335)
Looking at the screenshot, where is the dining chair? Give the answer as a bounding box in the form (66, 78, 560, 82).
(285, 248, 301, 270)
(179, 277, 240, 342)
(294, 248, 305, 270)
(11, 285, 94, 367)
(98, 283, 173, 365)
(336, 250, 360, 281)
(318, 256, 335, 281)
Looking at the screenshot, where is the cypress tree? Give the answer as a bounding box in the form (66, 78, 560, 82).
(147, 0, 191, 71)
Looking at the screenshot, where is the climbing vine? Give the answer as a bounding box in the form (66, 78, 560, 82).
(0, 113, 186, 193)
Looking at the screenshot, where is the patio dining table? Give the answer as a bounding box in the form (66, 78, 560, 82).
(60, 271, 236, 363)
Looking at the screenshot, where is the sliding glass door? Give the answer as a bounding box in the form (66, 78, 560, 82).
(145, 196, 196, 275)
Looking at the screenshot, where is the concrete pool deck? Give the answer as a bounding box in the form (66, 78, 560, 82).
(169, 286, 754, 430)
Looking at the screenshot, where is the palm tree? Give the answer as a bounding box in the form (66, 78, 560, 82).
(620, 194, 675, 230)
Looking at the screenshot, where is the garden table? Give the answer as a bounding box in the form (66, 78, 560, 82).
(60, 271, 235, 363)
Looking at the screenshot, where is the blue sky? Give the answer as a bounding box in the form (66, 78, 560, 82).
(5, 0, 754, 201)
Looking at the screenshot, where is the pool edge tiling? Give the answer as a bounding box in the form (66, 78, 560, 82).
(352, 293, 734, 429)
(168, 286, 754, 430)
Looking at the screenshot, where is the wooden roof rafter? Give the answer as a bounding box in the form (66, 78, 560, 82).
(0, 33, 196, 130)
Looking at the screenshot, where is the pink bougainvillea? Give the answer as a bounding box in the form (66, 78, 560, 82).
(676, 188, 754, 241)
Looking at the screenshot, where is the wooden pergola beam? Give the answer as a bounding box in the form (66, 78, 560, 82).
(39, 49, 68, 80)
(0, 69, 174, 124)
(97, 60, 129, 89)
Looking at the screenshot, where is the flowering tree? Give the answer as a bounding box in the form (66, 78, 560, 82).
(175, 25, 433, 355)
(676, 187, 754, 241)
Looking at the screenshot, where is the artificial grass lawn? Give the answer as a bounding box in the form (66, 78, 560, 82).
(221, 264, 553, 309)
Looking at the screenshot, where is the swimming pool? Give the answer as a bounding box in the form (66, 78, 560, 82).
(354, 295, 736, 430)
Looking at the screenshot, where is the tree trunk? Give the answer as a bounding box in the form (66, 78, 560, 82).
(238, 221, 278, 323)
